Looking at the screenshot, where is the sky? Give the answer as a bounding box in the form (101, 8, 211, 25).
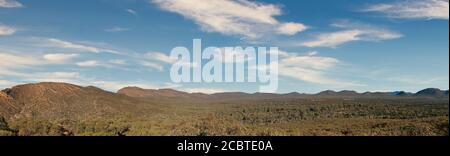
(0, 0, 449, 94)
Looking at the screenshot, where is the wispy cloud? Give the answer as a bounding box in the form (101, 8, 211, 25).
(388, 76, 449, 86)
(0, 52, 42, 79)
(126, 9, 137, 16)
(275, 51, 363, 87)
(0, 52, 43, 69)
(76, 59, 133, 70)
(182, 87, 228, 94)
(0, 80, 19, 89)
(76, 60, 100, 67)
(146, 52, 176, 64)
(141, 61, 164, 71)
(152, 0, 307, 40)
(109, 59, 127, 65)
(301, 20, 402, 48)
(47, 38, 121, 54)
(0, 52, 80, 82)
(105, 26, 130, 32)
(276, 22, 308, 36)
(0, 0, 23, 8)
(30, 72, 81, 81)
(0, 24, 16, 36)
(362, 0, 449, 20)
(43, 53, 78, 63)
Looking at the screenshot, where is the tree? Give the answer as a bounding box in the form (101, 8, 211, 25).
(0, 116, 9, 130)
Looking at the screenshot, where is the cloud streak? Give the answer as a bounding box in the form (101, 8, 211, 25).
(105, 26, 130, 32)
(141, 61, 164, 71)
(47, 38, 121, 54)
(275, 51, 363, 87)
(43, 53, 78, 63)
(301, 20, 402, 48)
(146, 52, 177, 64)
(182, 88, 228, 94)
(0, 52, 43, 69)
(76, 60, 101, 67)
(362, 0, 449, 20)
(126, 9, 137, 16)
(0, 0, 23, 8)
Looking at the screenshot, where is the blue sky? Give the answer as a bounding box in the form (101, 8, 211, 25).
(0, 0, 448, 93)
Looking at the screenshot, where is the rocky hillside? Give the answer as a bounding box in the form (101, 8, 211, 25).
(0, 82, 160, 121)
(415, 88, 449, 97)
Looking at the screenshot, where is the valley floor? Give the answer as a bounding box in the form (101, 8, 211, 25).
(1, 98, 449, 136)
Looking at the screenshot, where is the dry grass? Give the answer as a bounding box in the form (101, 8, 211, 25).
(2, 98, 449, 136)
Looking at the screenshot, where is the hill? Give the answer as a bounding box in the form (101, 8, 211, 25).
(0, 82, 161, 121)
(415, 88, 449, 97)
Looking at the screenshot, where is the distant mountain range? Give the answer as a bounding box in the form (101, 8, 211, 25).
(1, 82, 448, 121)
(118, 86, 449, 99)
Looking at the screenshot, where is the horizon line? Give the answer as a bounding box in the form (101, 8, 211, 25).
(1, 81, 448, 95)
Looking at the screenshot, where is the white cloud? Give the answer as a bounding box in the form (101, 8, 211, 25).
(210, 48, 256, 63)
(388, 76, 449, 85)
(363, 0, 449, 20)
(0, 52, 42, 68)
(0, 0, 23, 8)
(105, 27, 130, 32)
(141, 61, 164, 71)
(276, 22, 308, 36)
(0, 80, 19, 89)
(146, 52, 176, 63)
(301, 30, 362, 48)
(92, 80, 171, 92)
(0, 52, 83, 84)
(43, 53, 78, 63)
(0, 52, 41, 79)
(0, 68, 30, 78)
(1, 69, 81, 85)
(126, 9, 137, 16)
(0, 24, 16, 36)
(260, 51, 363, 87)
(152, 0, 307, 40)
(307, 51, 318, 56)
(109, 59, 127, 65)
(31, 72, 81, 81)
(301, 21, 402, 48)
(162, 82, 182, 89)
(182, 88, 227, 94)
(47, 38, 121, 54)
(48, 38, 100, 53)
(76, 60, 100, 67)
(281, 55, 339, 71)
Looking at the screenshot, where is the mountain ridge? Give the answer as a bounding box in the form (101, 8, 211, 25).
(1, 82, 448, 120)
(117, 85, 449, 99)
(1, 82, 448, 98)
